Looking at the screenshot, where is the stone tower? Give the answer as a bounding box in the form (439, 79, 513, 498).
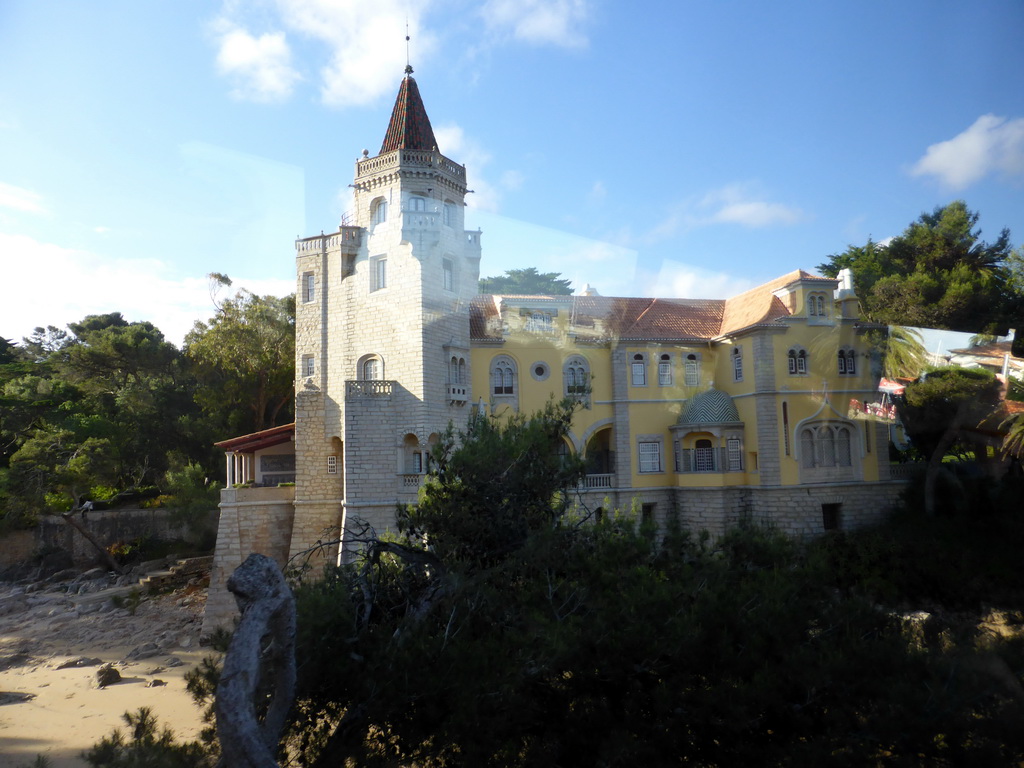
(290, 69, 481, 563)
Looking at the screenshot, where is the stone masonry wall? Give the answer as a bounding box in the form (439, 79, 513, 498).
(202, 486, 295, 636)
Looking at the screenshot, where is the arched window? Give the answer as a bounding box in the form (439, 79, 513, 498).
(458, 358, 466, 385)
(631, 353, 647, 386)
(800, 428, 815, 468)
(361, 356, 382, 381)
(409, 195, 426, 212)
(800, 423, 855, 469)
(684, 353, 700, 387)
(732, 347, 743, 382)
(837, 348, 856, 375)
(788, 348, 808, 375)
(564, 355, 589, 396)
(837, 427, 852, 466)
(371, 199, 387, 227)
(491, 356, 516, 396)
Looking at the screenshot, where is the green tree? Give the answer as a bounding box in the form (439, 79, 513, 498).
(479, 267, 573, 295)
(901, 366, 1001, 516)
(185, 279, 295, 435)
(819, 202, 1016, 331)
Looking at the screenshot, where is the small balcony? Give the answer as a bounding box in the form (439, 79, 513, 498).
(447, 383, 469, 404)
(582, 474, 614, 489)
(346, 380, 393, 398)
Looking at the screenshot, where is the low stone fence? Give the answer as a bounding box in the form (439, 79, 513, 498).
(0, 507, 220, 570)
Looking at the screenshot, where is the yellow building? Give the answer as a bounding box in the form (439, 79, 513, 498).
(204, 72, 904, 632)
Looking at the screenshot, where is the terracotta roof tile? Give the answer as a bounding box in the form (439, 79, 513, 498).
(380, 75, 438, 153)
(472, 270, 837, 342)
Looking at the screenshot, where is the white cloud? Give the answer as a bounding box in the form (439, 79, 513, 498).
(911, 114, 1024, 189)
(211, 0, 436, 108)
(0, 181, 46, 214)
(0, 233, 292, 347)
(645, 183, 803, 242)
(588, 180, 606, 201)
(435, 123, 501, 212)
(214, 26, 301, 103)
(644, 260, 757, 301)
(500, 169, 524, 191)
(481, 0, 590, 48)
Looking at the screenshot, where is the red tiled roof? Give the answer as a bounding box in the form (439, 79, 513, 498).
(215, 423, 295, 453)
(470, 270, 839, 343)
(380, 75, 438, 154)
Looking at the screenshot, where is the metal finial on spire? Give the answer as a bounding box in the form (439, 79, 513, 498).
(405, 19, 413, 75)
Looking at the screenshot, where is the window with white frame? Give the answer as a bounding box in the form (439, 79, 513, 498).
(361, 357, 382, 381)
(732, 346, 743, 382)
(658, 354, 673, 386)
(327, 455, 338, 474)
(787, 348, 808, 375)
(443, 258, 454, 292)
(491, 356, 516, 395)
(303, 272, 315, 303)
(808, 292, 829, 319)
(684, 353, 700, 387)
(525, 312, 553, 333)
(370, 256, 387, 292)
(631, 353, 647, 386)
(800, 424, 854, 468)
(302, 355, 315, 378)
(694, 439, 715, 472)
(448, 355, 467, 384)
(564, 355, 589, 396)
(727, 437, 743, 471)
(372, 199, 387, 227)
(838, 348, 856, 375)
(638, 439, 662, 473)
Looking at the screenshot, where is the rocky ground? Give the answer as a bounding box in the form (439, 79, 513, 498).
(0, 561, 213, 767)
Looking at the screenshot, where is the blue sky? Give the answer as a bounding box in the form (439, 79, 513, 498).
(2, 0, 1023, 346)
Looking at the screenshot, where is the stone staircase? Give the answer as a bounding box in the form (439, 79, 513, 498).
(68, 555, 213, 607)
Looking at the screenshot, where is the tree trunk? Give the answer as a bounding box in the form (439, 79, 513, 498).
(61, 511, 124, 574)
(216, 553, 296, 768)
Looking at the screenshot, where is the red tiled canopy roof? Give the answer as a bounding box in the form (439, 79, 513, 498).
(215, 423, 295, 453)
(380, 75, 438, 154)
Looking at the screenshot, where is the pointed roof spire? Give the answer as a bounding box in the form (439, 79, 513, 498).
(379, 71, 439, 154)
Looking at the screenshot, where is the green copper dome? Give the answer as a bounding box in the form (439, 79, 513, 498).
(678, 388, 741, 425)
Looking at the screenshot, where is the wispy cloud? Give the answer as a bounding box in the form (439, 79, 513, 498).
(911, 114, 1024, 189)
(644, 260, 757, 301)
(480, 0, 590, 48)
(435, 123, 502, 212)
(211, 0, 435, 108)
(213, 25, 301, 103)
(0, 232, 292, 347)
(0, 181, 47, 214)
(645, 183, 804, 242)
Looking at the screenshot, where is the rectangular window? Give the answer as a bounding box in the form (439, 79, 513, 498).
(303, 272, 315, 303)
(371, 256, 387, 291)
(327, 455, 337, 474)
(443, 258, 454, 292)
(673, 440, 681, 472)
(641, 503, 656, 525)
(638, 440, 661, 473)
(525, 312, 552, 333)
(631, 362, 646, 386)
(302, 355, 315, 378)
(658, 361, 672, 386)
(684, 358, 699, 387)
(727, 438, 743, 471)
(822, 503, 841, 531)
(443, 202, 456, 227)
(733, 350, 743, 382)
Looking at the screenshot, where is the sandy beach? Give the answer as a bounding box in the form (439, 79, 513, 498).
(0, 571, 213, 767)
